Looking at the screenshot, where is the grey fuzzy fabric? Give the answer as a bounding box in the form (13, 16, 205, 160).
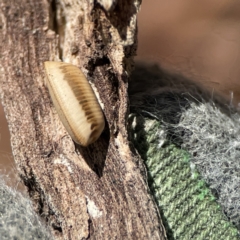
(0, 179, 52, 240)
(175, 101, 240, 228)
(130, 63, 240, 230)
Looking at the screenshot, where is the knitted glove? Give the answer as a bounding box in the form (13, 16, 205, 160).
(129, 63, 240, 239)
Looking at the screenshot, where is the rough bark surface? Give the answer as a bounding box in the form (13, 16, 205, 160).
(0, 0, 166, 239)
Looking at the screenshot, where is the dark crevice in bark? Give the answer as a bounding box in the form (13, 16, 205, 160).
(49, 0, 57, 32)
(49, 0, 65, 60)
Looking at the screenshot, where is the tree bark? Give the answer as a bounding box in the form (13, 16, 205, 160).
(0, 0, 166, 239)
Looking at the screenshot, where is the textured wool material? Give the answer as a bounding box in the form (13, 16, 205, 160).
(0, 179, 52, 239)
(129, 63, 240, 239)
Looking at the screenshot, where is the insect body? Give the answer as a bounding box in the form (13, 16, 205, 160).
(44, 61, 105, 146)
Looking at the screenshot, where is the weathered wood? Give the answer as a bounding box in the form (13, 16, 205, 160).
(0, 0, 166, 239)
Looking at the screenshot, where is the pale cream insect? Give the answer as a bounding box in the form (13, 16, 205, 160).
(44, 61, 105, 146)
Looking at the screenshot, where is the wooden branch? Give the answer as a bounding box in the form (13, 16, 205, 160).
(0, 0, 166, 239)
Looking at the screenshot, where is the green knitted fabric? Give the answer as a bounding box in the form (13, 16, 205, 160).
(129, 115, 239, 240)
